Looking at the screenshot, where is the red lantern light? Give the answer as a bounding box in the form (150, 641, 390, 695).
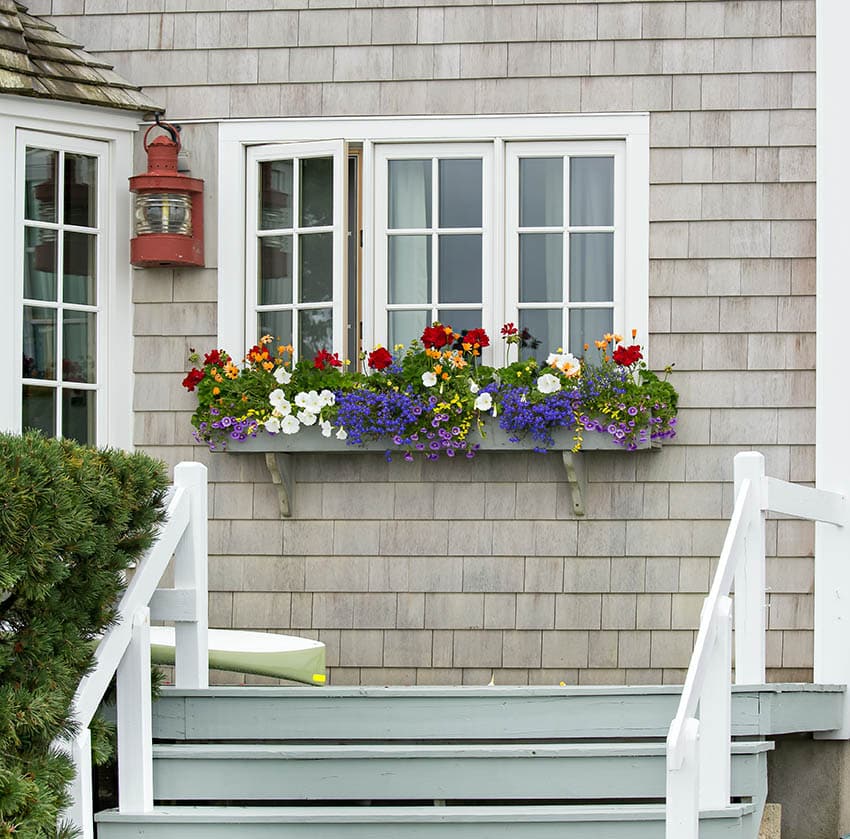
(129, 122, 204, 267)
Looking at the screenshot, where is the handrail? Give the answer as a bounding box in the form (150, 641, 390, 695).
(665, 452, 849, 839)
(60, 462, 209, 839)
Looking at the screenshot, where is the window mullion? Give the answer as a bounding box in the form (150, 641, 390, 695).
(56, 150, 65, 438)
(431, 156, 439, 326)
(563, 153, 570, 354)
(292, 158, 301, 354)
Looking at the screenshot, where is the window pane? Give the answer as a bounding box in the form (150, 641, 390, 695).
(23, 385, 55, 436)
(64, 232, 97, 305)
(570, 157, 614, 227)
(569, 232, 613, 302)
(25, 148, 57, 222)
(62, 389, 95, 445)
(258, 309, 292, 347)
(519, 233, 563, 303)
(300, 232, 333, 303)
(299, 308, 333, 360)
(438, 309, 483, 337)
(519, 158, 562, 227)
(439, 159, 482, 228)
(300, 157, 333, 228)
(389, 160, 431, 229)
(569, 308, 613, 357)
(389, 310, 429, 349)
(389, 235, 431, 304)
(517, 309, 560, 365)
(23, 306, 56, 380)
(438, 234, 481, 305)
(259, 160, 293, 230)
(259, 235, 292, 305)
(24, 227, 57, 301)
(63, 310, 96, 383)
(64, 154, 97, 227)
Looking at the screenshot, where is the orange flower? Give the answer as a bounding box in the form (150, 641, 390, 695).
(594, 340, 607, 349)
(631, 328, 637, 339)
(262, 361, 274, 371)
(434, 364, 443, 375)
(614, 334, 623, 343)
(212, 386, 220, 396)
(224, 362, 239, 379)
(584, 343, 589, 351)
(441, 372, 449, 380)
(260, 334, 273, 345)
(214, 374, 223, 383)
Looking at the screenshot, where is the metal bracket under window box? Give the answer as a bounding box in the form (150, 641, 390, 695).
(228, 424, 660, 519)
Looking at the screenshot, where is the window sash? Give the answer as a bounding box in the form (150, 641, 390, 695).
(245, 140, 347, 359)
(15, 130, 107, 445)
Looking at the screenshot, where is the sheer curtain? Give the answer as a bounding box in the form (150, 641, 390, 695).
(389, 160, 431, 306)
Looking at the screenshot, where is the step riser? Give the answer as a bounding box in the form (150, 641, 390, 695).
(152, 752, 767, 802)
(152, 686, 844, 741)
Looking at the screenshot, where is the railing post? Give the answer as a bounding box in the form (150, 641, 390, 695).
(117, 608, 154, 813)
(733, 452, 766, 684)
(666, 718, 700, 839)
(62, 730, 93, 839)
(698, 596, 732, 809)
(172, 462, 209, 689)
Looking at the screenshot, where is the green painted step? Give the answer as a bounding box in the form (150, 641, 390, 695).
(95, 803, 757, 838)
(152, 684, 843, 741)
(152, 741, 772, 802)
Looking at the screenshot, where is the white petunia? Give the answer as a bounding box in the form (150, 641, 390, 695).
(319, 389, 336, 407)
(280, 415, 300, 434)
(273, 366, 292, 385)
(469, 379, 480, 394)
(264, 416, 281, 434)
(474, 392, 493, 412)
(547, 351, 581, 378)
(336, 427, 348, 440)
(422, 371, 437, 387)
(297, 409, 317, 426)
(270, 388, 286, 408)
(536, 373, 562, 394)
(320, 420, 332, 437)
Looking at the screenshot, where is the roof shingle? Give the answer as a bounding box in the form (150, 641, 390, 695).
(0, 2, 162, 113)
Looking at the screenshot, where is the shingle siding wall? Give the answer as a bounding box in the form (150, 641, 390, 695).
(42, 0, 815, 685)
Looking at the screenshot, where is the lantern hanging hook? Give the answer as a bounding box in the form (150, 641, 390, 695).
(144, 115, 181, 152)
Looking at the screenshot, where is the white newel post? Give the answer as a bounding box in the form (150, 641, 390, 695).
(116, 608, 154, 813)
(733, 453, 766, 685)
(666, 718, 700, 839)
(64, 729, 94, 839)
(698, 596, 732, 809)
(815, 0, 850, 740)
(172, 462, 209, 689)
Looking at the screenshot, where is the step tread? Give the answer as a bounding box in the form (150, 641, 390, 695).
(96, 803, 756, 824)
(152, 741, 774, 760)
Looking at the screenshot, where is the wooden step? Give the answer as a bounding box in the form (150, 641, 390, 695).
(151, 741, 772, 803)
(152, 683, 844, 741)
(95, 803, 757, 838)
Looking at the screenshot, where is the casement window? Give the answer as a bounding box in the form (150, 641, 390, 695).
(0, 99, 136, 449)
(220, 115, 648, 366)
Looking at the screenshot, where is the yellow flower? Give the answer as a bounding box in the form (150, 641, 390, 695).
(262, 361, 274, 371)
(212, 386, 220, 395)
(260, 334, 273, 345)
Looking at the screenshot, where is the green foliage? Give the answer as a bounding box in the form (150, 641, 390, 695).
(0, 433, 168, 838)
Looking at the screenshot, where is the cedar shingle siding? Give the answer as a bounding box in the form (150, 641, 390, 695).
(41, 0, 815, 686)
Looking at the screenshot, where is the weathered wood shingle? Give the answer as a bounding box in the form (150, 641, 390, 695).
(0, 1, 161, 111)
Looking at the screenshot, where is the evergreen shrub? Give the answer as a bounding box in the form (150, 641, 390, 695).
(0, 432, 168, 838)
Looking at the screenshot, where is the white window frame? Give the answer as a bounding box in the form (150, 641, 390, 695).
(245, 140, 347, 357)
(218, 114, 649, 363)
(0, 95, 137, 449)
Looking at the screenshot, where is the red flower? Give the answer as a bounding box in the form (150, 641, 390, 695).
(421, 325, 453, 349)
(367, 347, 394, 370)
(462, 328, 490, 349)
(181, 368, 205, 391)
(314, 348, 342, 370)
(501, 322, 518, 336)
(204, 349, 222, 366)
(613, 344, 643, 367)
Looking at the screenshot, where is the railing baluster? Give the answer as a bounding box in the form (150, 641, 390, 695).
(698, 595, 732, 809)
(172, 462, 209, 689)
(733, 452, 766, 684)
(117, 608, 154, 813)
(666, 717, 700, 839)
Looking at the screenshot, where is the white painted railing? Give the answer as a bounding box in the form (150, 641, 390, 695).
(60, 462, 209, 839)
(665, 452, 848, 838)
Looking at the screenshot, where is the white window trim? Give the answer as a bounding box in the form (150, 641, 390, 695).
(0, 95, 138, 450)
(218, 113, 649, 363)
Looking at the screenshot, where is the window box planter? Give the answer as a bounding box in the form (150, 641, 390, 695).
(224, 420, 660, 518)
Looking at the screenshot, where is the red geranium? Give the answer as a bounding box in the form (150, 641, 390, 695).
(501, 322, 518, 336)
(367, 347, 394, 370)
(613, 344, 643, 367)
(181, 368, 205, 391)
(421, 325, 453, 349)
(204, 349, 222, 366)
(462, 328, 490, 349)
(314, 348, 342, 370)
